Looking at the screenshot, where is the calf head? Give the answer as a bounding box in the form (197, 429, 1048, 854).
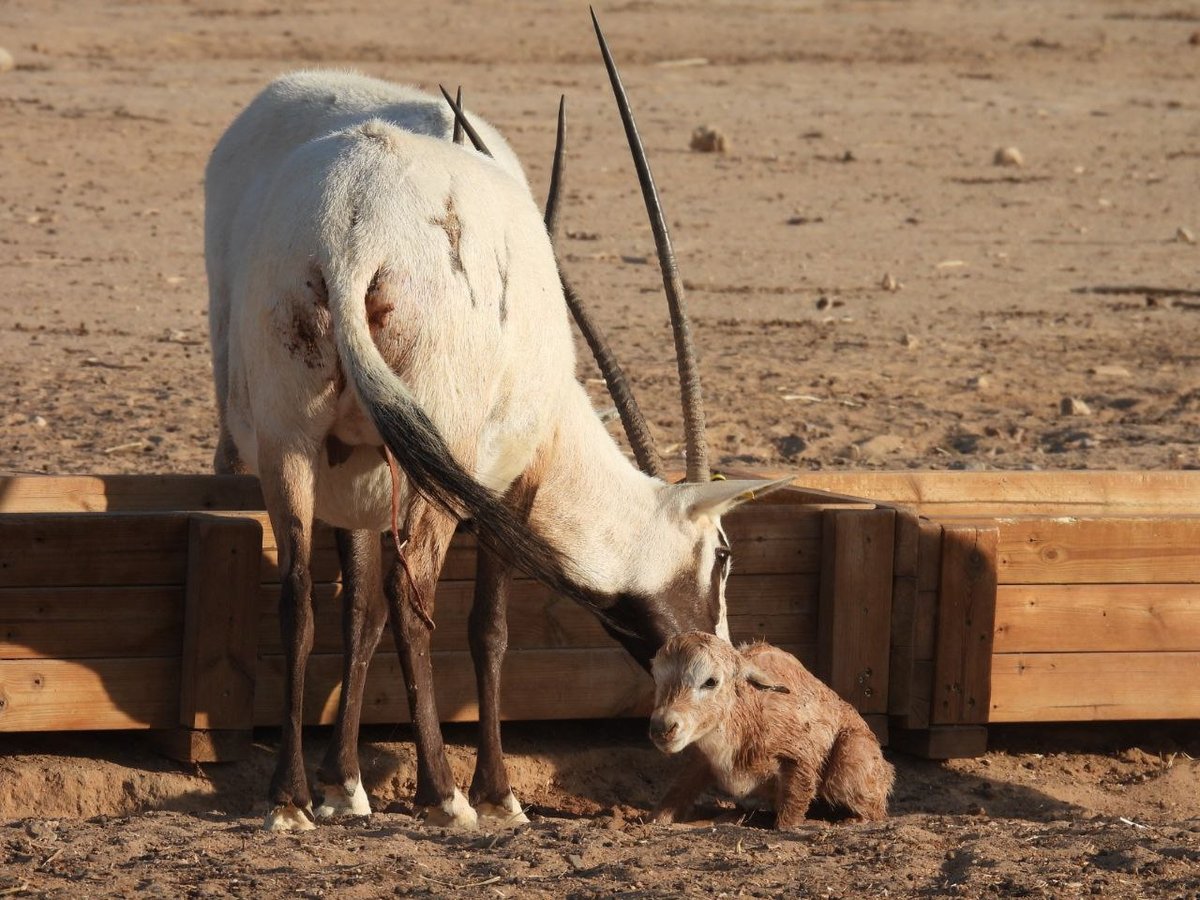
(648, 632, 789, 754)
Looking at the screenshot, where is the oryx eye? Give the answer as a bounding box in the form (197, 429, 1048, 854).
(714, 547, 731, 564)
(702, 677, 719, 690)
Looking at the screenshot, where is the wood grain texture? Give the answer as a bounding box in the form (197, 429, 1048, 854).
(0, 514, 190, 588)
(0, 658, 179, 730)
(817, 508, 895, 714)
(256, 573, 821, 654)
(0, 586, 183, 659)
(178, 515, 262, 730)
(993, 517, 1200, 585)
(990, 652, 1200, 722)
(0, 474, 263, 513)
(932, 525, 998, 726)
(994, 583, 1200, 653)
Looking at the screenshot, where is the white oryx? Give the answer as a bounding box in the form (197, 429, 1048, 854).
(205, 11, 788, 831)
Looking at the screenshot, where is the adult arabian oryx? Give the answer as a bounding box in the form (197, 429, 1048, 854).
(205, 12, 789, 831)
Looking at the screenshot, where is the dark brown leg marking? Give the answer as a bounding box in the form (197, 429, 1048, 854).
(468, 547, 517, 810)
(384, 502, 470, 823)
(316, 528, 388, 815)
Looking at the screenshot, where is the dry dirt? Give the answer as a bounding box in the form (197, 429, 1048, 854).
(2, 0, 1200, 896)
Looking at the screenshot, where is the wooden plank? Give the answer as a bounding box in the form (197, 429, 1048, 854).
(256, 572, 821, 654)
(254, 505, 826, 583)
(0, 586, 183, 659)
(0, 658, 178, 730)
(178, 515, 262, 731)
(932, 525, 998, 726)
(0, 514, 189, 588)
(994, 584, 1200, 653)
(0, 474, 263, 513)
(990, 652, 1200, 722)
(889, 725, 988, 760)
(887, 509, 921, 722)
(788, 471, 1200, 512)
(917, 520, 943, 593)
(817, 508, 895, 714)
(254, 648, 653, 726)
(995, 517, 1200, 585)
(254, 643, 817, 726)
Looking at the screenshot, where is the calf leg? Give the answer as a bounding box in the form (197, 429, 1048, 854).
(818, 724, 894, 822)
(651, 753, 715, 825)
(315, 528, 388, 818)
(261, 448, 319, 832)
(468, 547, 528, 826)
(385, 502, 475, 828)
(775, 759, 819, 830)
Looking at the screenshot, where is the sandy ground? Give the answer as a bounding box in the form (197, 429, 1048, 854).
(2, 0, 1200, 896)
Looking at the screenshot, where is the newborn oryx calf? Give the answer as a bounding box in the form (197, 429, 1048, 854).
(649, 633, 894, 828)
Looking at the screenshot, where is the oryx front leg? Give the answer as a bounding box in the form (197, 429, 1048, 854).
(261, 448, 320, 832)
(385, 502, 475, 829)
(468, 547, 528, 827)
(315, 528, 388, 819)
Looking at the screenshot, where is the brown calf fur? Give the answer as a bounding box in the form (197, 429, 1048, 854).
(649, 632, 894, 829)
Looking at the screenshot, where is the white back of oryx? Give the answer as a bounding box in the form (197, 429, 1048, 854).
(210, 105, 586, 529)
(206, 71, 528, 495)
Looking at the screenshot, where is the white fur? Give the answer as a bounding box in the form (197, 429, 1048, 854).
(315, 779, 372, 818)
(207, 68, 789, 625)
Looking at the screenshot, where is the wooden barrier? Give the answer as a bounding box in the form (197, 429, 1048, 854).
(4, 470, 1199, 762)
(0, 474, 870, 760)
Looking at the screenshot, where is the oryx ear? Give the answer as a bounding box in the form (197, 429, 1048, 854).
(742, 663, 791, 694)
(669, 477, 794, 522)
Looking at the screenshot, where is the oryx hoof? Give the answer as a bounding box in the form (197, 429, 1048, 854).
(315, 780, 372, 819)
(416, 788, 478, 830)
(264, 802, 317, 832)
(475, 791, 530, 828)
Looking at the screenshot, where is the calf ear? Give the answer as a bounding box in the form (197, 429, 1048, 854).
(742, 664, 790, 694)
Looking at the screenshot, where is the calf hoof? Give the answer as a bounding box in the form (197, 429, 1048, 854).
(417, 788, 478, 830)
(264, 803, 317, 832)
(475, 792, 530, 828)
(315, 780, 372, 819)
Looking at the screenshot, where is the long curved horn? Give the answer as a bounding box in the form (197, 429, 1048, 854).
(439, 84, 492, 158)
(543, 95, 566, 241)
(451, 86, 465, 145)
(590, 8, 709, 483)
(545, 96, 663, 478)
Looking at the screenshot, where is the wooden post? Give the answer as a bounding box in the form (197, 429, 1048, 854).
(886, 508, 920, 725)
(154, 514, 262, 762)
(932, 524, 998, 725)
(817, 508, 895, 716)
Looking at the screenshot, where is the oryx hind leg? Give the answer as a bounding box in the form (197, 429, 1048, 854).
(468, 546, 528, 827)
(260, 447, 320, 832)
(315, 528, 387, 819)
(384, 501, 476, 829)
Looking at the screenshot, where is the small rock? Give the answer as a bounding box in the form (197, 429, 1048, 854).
(967, 375, 990, 391)
(689, 125, 728, 154)
(815, 296, 830, 311)
(880, 272, 901, 292)
(1088, 364, 1131, 378)
(566, 853, 587, 870)
(901, 333, 920, 350)
(1060, 397, 1092, 417)
(0, 47, 14, 74)
(1176, 226, 1196, 245)
(773, 434, 807, 458)
(993, 146, 1024, 167)
(31, 415, 48, 428)
(1189, 30, 1200, 46)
